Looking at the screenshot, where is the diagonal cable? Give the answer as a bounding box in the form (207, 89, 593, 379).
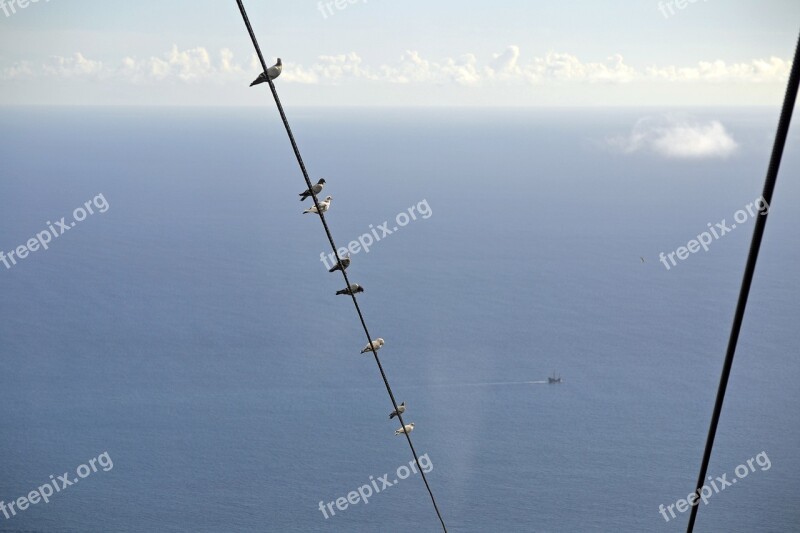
(234, 2, 448, 531)
(686, 29, 800, 533)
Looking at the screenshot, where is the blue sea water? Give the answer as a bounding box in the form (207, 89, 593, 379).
(0, 106, 799, 532)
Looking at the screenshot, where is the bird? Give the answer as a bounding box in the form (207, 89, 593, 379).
(250, 58, 282, 86)
(328, 254, 350, 273)
(395, 423, 414, 436)
(300, 179, 326, 201)
(389, 402, 405, 419)
(336, 284, 364, 296)
(303, 196, 331, 214)
(640, 256, 646, 263)
(360, 338, 385, 354)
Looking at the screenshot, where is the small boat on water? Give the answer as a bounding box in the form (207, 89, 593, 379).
(548, 372, 562, 384)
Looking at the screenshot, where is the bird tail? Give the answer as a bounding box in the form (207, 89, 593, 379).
(389, 412, 397, 419)
(299, 192, 309, 200)
(336, 289, 346, 295)
(250, 76, 265, 87)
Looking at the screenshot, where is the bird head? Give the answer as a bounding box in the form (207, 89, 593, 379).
(400, 401, 405, 406)
(318, 178, 326, 184)
(408, 423, 415, 429)
(277, 58, 282, 66)
(377, 338, 385, 346)
(325, 195, 332, 201)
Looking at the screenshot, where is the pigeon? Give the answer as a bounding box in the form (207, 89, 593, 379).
(300, 179, 326, 201)
(389, 402, 405, 419)
(360, 338, 385, 354)
(328, 254, 350, 273)
(250, 59, 282, 86)
(303, 196, 331, 214)
(336, 284, 364, 296)
(640, 256, 646, 263)
(394, 423, 414, 436)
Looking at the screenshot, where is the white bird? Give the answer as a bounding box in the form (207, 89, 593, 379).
(250, 59, 282, 86)
(389, 402, 405, 419)
(361, 338, 385, 354)
(395, 423, 414, 436)
(303, 195, 331, 214)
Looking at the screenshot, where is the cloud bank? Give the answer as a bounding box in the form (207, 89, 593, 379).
(1, 45, 792, 88)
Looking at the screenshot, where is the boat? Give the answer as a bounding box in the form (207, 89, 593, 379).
(548, 372, 562, 384)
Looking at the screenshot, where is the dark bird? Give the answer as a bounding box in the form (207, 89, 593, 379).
(640, 256, 646, 263)
(250, 58, 282, 86)
(328, 254, 351, 273)
(389, 402, 406, 419)
(300, 178, 326, 201)
(336, 283, 364, 296)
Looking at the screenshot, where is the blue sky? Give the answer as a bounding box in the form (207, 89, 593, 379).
(0, 0, 798, 106)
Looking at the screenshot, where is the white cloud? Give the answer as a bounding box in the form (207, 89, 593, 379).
(1, 60, 35, 79)
(608, 116, 739, 159)
(119, 45, 232, 83)
(488, 45, 521, 77)
(283, 52, 375, 84)
(645, 57, 791, 83)
(2, 46, 246, 84)
(41, 53, 104, 78)
(521, 52, 637, 84)
(283, 48, 637, 86)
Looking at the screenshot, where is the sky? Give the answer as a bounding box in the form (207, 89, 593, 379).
(0, 0, 798, 106)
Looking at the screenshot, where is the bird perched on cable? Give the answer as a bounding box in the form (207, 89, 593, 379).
(250, 58, 282, 86)
(360, 338, 385, 354)
(328, 254, 350, 273)
(394, 423, 414, 436)
(303, 196, 331, 215)
(336, 283, 364, 296)
(389, 402, 405, 419)
(299, 178, 326, 201)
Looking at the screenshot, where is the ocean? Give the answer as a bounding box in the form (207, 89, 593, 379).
(1, 106, 798, 532)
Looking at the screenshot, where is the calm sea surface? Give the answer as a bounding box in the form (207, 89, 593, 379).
(1, 107, 798, 532)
